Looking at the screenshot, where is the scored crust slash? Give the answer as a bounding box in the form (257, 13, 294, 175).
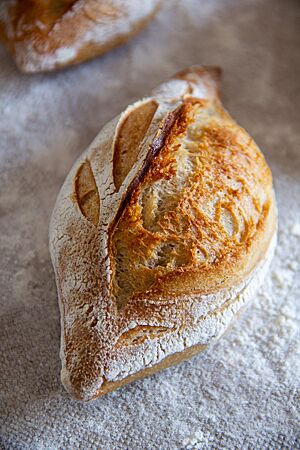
(49, 66, 277, 401)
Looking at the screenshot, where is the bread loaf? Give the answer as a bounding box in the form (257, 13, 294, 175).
(49, 66, 277, 401)
(0, 0, 161, 72)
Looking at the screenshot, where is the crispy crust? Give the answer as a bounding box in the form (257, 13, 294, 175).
(49, 66, 277, 401)
(0, 0, 162, 72)
(91, 342, 208, 400)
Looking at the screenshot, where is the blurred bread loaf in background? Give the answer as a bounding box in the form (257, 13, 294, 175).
(0, 0, 162, 72)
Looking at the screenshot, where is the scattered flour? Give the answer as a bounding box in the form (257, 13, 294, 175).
(0, 0, 299, 448)
(182, 430, 209, 449)
(291, 222, 300, 237)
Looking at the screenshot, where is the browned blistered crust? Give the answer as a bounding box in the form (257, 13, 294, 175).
(111, 98, 273, 309)
(50, 66, 277, 401)
(0, 0, 162, 72)
(111, 105, 184, 229)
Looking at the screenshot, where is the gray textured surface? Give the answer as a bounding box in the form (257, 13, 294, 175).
(1, 0, 300, 449)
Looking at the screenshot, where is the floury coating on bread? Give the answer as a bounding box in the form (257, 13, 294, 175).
(0, 0, 162, 72)
(49, 66, 277, 401)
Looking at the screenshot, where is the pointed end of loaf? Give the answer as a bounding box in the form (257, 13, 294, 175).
(174, 65, 222, 99)
(174, 65, 222, 83)
(61, 366, 104, 402)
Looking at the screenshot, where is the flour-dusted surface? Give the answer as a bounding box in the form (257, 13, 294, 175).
(0, 0, 299, 449)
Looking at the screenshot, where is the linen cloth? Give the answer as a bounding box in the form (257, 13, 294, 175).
(1, 0, 299, 448)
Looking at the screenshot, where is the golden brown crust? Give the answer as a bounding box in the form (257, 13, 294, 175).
(91, 342, 207, 400)
(49, 66, 277, 401)
(111, 98, 273, 308)
(0, 0, 162, 72)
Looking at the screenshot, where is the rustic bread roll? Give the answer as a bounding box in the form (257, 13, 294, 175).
(49, 66, 277, 401)
(0, 0, 161, 72)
